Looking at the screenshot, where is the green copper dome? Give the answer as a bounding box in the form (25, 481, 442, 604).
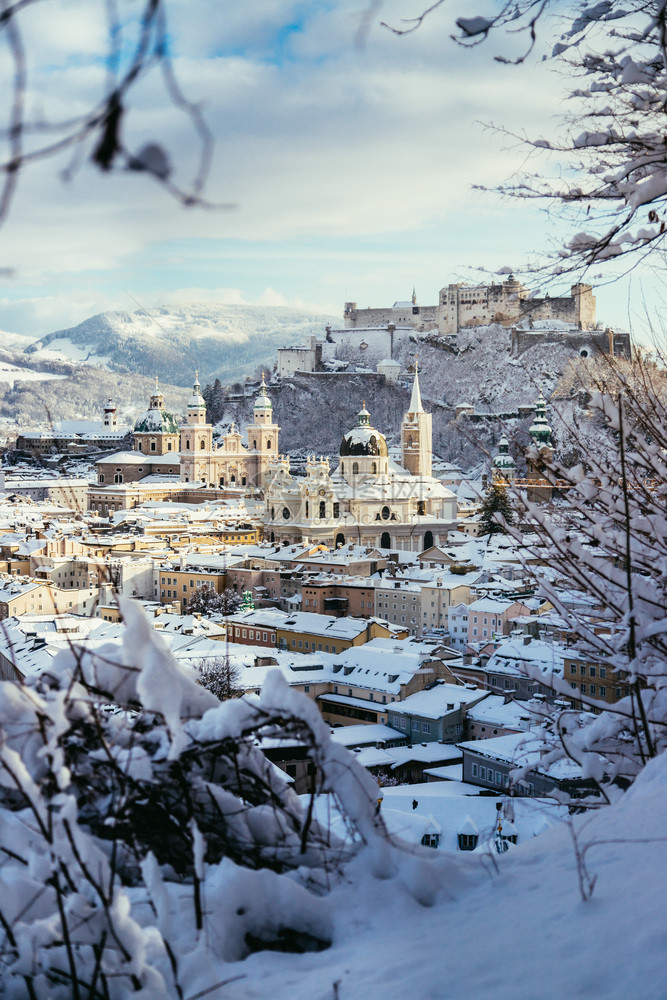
(134, 407, 179, 434)
(493, 436, 515, 469)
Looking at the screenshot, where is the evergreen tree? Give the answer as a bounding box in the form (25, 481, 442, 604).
(479, 482, 515, 536)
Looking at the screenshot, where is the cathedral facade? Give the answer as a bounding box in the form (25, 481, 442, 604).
(263, 371, 457, 550)
(179, 375, 280, 489)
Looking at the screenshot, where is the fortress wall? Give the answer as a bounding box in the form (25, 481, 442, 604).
(511, 328, 632, 359)
(344, 305, 438, 331)
(322, 326, 416, 366)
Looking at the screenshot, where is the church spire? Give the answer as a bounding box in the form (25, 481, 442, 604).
(409, 363, 424, 413)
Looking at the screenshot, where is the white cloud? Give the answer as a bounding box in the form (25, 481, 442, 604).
(0, 0, 585, 332)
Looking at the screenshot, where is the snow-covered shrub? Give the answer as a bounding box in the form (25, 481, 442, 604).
(507, 352, 667, 799)
(0, 599, 393, 997)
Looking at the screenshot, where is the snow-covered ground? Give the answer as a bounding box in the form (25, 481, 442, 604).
(0, 360, 66, 385)
(222, 757, 667, 1000)
(30, 336, 112, 367)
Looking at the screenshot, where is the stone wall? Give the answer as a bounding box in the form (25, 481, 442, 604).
(511, 327, 632, 360)
(343, 303, 438, 331)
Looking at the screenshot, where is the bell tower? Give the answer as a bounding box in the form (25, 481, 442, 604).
(401, 365, 432, 477)
(246, 375, 280, 488)
(180, 373, 214, 483)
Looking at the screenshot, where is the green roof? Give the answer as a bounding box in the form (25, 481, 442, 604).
(133, 409, 180, 434)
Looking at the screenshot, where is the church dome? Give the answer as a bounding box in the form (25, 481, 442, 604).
(134, 406, 179, 435)
(188, 373, 206, 410)
(340, 403, 388, 457)
(493, 436, 515, 469)
(254, 374, 272, 410)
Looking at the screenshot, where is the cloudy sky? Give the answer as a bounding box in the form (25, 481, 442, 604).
(0, 0, 657, 338)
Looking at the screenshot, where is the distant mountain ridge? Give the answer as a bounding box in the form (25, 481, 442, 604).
(25, 302, 338, 387)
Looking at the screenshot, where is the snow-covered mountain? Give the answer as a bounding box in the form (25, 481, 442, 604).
(25, 303, 337, 387)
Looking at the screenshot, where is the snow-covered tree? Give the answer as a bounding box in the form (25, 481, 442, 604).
(187, 585, 242, 616)
(196, 654, 241, 701)
(384, 1, 667, 276)
(0, 599, 397, 996)
(479, 482, 516, 536)
(505, 351, 667, 797)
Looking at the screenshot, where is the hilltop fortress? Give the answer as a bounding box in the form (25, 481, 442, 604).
(344, 276, 596, 335)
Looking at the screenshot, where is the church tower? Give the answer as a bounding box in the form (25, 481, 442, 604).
(103, 398, 117, 428)
(401, 366, 432, 477)
(180, 373, 214, 483)
(528, 391, 554, 474)
(246, 375, 281, 488)
(133, 379, 180, 455)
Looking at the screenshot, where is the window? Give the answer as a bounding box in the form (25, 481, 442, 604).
(352, 462, 359, 475)
(458, 833, 478, 851)
(400, 718, 406, 729)
(200, 440, 205, 450)
(304, 685, 310, 693)
(599, 668, 606, 678)
(151, 442, 156, 452)
(422, 722, 431, 734)
(472, 763, 478, 777)
(479, 766, 486, 780)
(600, 686, 606, 696)
(168, 442, 172, 451)
(495, 771, 502, 785)
(590, 666, 596, 677)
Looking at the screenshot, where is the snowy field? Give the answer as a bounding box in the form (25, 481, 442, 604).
(0, 361, 66, 384)
(220, 760, 667, 1000)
